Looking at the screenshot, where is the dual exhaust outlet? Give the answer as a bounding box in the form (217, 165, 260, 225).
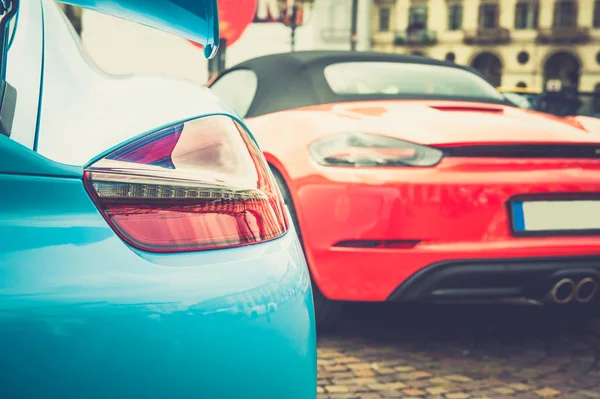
(550, 277, 598, 304)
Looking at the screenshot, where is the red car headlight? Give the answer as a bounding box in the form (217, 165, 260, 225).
(309, 132, 444, 167)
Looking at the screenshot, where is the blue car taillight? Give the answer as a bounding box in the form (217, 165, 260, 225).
(83, 115, 289, 253)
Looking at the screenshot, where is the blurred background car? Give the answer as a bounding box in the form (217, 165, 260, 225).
(498, 86, 600, 132)
(0, 1, 316, 398)
(209, 51, 600, 329)
(497, 87, 540, 110)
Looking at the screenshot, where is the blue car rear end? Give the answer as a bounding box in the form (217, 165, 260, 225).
(0, 1, 316, 398)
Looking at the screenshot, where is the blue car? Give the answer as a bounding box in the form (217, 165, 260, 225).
(0, 1, 316, 398)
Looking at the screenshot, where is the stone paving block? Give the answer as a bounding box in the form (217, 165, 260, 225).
(394, 366, 416, 372)
(565, 393, 600, 399)
(493, 387, 515, 395)
(446, 374, 474, 382)
(511, 383, 533, 392)
(379, 391, 404, 398)
(354, 369, 376, 377)
(428, 377, 451, 385)
(426, 386, 449, 395)
(337, 356, 362, 364)
(517, 394, 550, 399)
(377, 375, 403, 383)
(325, 385, 350, 393)
(409, 371, 434, 379)
(407, 379, 432, 388)
(349, 363, 373, 370)
(330, 372, 354, 379)
(326, 364, 348, 372)
(357, 394, 382, 399)
(445, 393, 471, 399)
(318, 350, 340, 359)
(481, 378, 505, 386)
(327, 394, 356, 399)
(403, 388, 427, 396)
(374, 367, 396, 375)
(345, 377, 378, 385)
(366, 382, 406, 391)
(581, 391, 600, 399)
(535, 387, 562, 397)
(376, 360, 404, 368)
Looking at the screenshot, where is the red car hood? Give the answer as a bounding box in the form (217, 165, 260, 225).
(566, 115, 600, 134)
(316, 101, 600, 146)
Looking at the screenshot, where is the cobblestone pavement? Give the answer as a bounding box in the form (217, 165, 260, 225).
(317, 303, 600, 399)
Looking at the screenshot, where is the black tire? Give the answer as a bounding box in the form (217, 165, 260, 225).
(270, 166, 344, 331)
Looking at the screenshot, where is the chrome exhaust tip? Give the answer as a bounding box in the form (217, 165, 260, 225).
(574, 277, 598, 304)
(550, 278, 575, 304)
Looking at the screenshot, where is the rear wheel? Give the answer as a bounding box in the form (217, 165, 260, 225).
(270, 166, 344, 331)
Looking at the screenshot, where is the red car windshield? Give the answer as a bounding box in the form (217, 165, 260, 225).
(323, 61, 506, 101)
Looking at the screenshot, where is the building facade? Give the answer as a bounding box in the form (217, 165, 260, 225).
(371, 0, 600, 92)
(311, 0, 372, 50)
(63, 0, 372, 84)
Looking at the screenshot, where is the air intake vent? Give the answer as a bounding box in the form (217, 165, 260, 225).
(429, 105, 504, 113)
(443, 144, 600, 159)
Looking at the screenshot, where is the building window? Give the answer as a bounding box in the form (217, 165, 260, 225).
(479, 3, 499, 30)
(408, 5, 428, 31)
(448, 3, 463, 31)
(515, 1, 538, 30)
(328, 0, 351, 34)
(517, 51, 530, 65)
(554, 1, 577, 28)
(594, 1, 600, 28)
(379, 7, 391, 32)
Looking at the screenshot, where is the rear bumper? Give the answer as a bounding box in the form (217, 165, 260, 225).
(388, 255, 600, 302)
(292, 157, 600, 302)
(1, 230, 316, 399)
(308, 239, 600, 301)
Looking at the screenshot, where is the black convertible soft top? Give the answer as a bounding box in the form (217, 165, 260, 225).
(215, 51, 508, 118)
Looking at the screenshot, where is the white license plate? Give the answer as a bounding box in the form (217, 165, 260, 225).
(512, 200, 600, 232)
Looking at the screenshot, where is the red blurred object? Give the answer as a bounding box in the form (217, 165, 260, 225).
(189, 0, 257, 48)
(84, 115, 288, 253)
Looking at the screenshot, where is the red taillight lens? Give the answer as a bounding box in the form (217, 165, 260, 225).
(84, 115, 288, 253)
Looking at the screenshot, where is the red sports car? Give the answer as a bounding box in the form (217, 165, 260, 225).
(209, 51, 600, 328)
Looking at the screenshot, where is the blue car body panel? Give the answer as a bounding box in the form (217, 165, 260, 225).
(0, 160, 316, 398)
(0, 135, 81, 176)
(0, 0, 316, 397)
